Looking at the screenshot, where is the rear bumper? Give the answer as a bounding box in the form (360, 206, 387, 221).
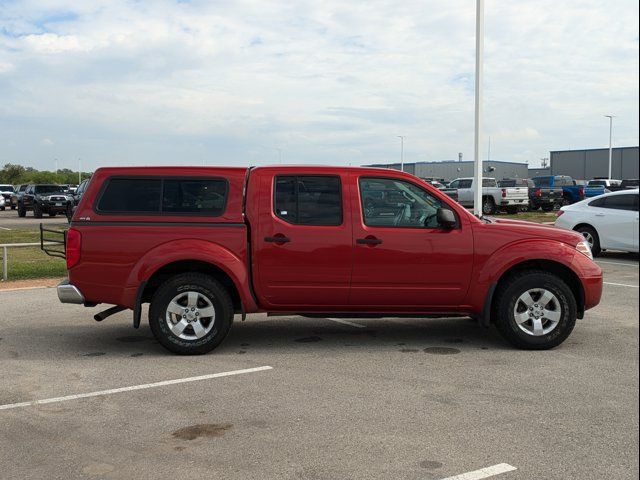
(57, 279, 85, 304)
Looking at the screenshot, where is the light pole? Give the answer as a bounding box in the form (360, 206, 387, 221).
(473, 0, 484, 217)
(397, 136, 404, 172)
(605, 115, 614, 180)
(78, 158, 82, 184)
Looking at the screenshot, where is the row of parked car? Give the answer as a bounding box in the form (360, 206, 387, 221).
(0, 181, 88, 218)
(422, 175, 638, 215)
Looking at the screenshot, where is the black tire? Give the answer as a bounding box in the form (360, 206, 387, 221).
(17, 203, 26, 217)
(0, 206, 4, 211)
(493, 270, 577, 350)
(49, 212, 56, 217)
(149, 273, 233, 355)
(482, 197, 495, 215)
(505, 206, 518, 215)
(574, 225, 601, 257)
(66, 204, 73, 223)
(541, 204, 554, 212)
(11, 205, 16, 210)
(33, 203, 43, 218)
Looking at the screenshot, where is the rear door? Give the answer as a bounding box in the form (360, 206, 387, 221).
(589, 193, 637, 251)
(253, 170, 353, 309)
(349, 174, 473, 309)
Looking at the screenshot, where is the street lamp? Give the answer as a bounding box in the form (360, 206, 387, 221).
(604, 115, 614, 180)
(397, 136, 405, 172)
(473, 0, 484, 217)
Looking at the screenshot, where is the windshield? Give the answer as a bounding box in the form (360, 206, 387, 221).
(0, 185, 14, 192)
(532, 177, 550, 187)
(588, 180, 606, 187)
(35, 185, 66, 195)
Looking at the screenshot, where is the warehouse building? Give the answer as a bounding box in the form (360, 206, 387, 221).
(549, 147, 638, 180)
(363, 160, 528, 182)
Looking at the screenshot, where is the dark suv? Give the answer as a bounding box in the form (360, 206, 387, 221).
(18, 184, 73, 218)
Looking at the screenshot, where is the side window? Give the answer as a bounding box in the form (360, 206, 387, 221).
(274, 175, 342, 226)
(458, 179, 473, 189)
(162, 179, 228, 215)
(359, 177, 448, 228)
(599, 194, 637, 211)
(483, 178, 497, 187)
(97, 178, 162, 213)
(449, 180, 459, 189)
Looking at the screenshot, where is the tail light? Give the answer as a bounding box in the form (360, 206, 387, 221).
(556, 210, 564, 218)
(66, 228, 81, 269)
(501, 188, 507, 198)
(535, 188, 542, 197)
(579, 187, 585, 197)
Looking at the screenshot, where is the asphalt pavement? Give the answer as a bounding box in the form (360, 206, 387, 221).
(0, 259, 638, 479)
(0, 208, 68, 230)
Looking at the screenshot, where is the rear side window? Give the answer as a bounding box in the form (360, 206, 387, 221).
(96, 177, 228, 215)
(533, 177, 550, 187)
(274, 175, 342, 226)
(591, 194, 638, 211)
(482, 178, 497, 187)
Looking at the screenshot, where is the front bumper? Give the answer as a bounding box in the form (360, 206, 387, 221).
(57, 279, 85, 304)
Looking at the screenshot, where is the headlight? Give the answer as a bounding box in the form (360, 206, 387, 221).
(576, 240, 593, 260)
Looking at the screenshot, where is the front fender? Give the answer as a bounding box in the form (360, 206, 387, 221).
(124, 239, 257, 311)
(467, 239, 578, 312)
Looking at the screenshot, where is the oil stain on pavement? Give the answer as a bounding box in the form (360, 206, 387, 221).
(172, 423, 233, 440)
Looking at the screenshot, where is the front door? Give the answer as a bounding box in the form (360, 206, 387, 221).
(254, 171, 352, 309)
(350, 174, 474, 309)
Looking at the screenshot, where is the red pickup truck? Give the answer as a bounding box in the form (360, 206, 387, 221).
(51, 166, 602, 354)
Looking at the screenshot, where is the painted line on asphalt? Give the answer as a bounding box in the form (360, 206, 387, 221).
(0, 226, 11, 230)
(0, 285, 54, 293)
(603, 282, 639, 288)
(439, 463, 517, 480)
(0, 366, 273, 411)
(597, 260, 639, 267)
(327, 317, 367, 328)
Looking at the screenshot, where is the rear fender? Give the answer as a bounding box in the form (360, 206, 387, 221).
(124, 239, 257, 311)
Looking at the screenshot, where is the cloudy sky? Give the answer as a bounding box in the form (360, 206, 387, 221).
(0, 0, 638, 171)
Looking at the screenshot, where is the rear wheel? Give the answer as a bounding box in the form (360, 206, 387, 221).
(505, 206, 518, 215)
(493, 271, 577, 350)
(482, 197, 495, 215)
(575, 225, 601, 257)
(541, 204, 554, 212)
(49, 212, 56, 217)
(149, 273, 233, 355)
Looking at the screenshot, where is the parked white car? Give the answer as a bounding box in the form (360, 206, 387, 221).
(555, 189, 639, 256)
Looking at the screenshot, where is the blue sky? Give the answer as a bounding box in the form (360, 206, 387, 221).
(0, 0, 638, 171)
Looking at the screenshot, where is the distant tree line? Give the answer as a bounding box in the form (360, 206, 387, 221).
(0, 163, 92, 185)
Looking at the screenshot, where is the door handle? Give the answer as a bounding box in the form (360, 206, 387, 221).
(595, 213, 605, 217)
(264, 235, 291, 243)
(356, 237, 383, 245)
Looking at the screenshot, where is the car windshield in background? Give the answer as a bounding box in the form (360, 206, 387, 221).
(588, 180, 607, 187)
(35, 185, 66, 195)
(0, 185, 14, 192)
(532, 177, 550, 187)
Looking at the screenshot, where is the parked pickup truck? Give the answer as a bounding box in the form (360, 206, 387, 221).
(48, 166, 602, 354)
(588, 178, 639, 192)
(532, 176, 605, 205)
(526, 177, 564, 212)
(444, 177, 529, 214)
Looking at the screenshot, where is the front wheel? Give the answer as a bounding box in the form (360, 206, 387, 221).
(17, 203, 26, 217)
(33, 203, 43, 218)
(149, 273, 233, 355)
(493, 271, 577, 350)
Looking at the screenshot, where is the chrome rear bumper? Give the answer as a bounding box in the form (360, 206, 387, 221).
(57, 279, 85, 304)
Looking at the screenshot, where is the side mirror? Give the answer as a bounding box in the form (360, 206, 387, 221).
(437, 208, 456, 229)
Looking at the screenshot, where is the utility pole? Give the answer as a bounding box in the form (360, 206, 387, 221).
(605, 115, 614, 180)
(473, 0, 484, 216)
(397, 136, 405, 172)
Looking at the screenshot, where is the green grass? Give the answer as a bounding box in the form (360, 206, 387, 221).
(493, 210, 558, 223)
(1, 228, 67, 280)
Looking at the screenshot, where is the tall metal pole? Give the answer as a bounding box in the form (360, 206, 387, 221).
(605, 115, 614, 180)
(397, 136, 404, 172)
(473, 0, 484, 217)
(78, 158, 81, 184)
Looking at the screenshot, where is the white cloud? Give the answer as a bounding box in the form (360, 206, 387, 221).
(0, 0, 637, 170)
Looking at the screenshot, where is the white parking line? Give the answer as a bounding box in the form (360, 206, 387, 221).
(0, 226, 11, 230)
(327, 318, 367, 328)
(0, 366, 273, 411)
(604, 282, 639, 288)
(440, 463, 517, 480)
(597, 260, 639, 267)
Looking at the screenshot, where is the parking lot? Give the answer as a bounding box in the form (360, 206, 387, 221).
(0, 208, 68, 230)
(0, 255, 637, 479)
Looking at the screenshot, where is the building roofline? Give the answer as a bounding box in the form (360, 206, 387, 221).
(550, 146, 639, 154)
(363, 159, 528, 167)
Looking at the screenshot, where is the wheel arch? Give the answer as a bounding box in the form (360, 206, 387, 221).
(491, 259, 585, 321)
